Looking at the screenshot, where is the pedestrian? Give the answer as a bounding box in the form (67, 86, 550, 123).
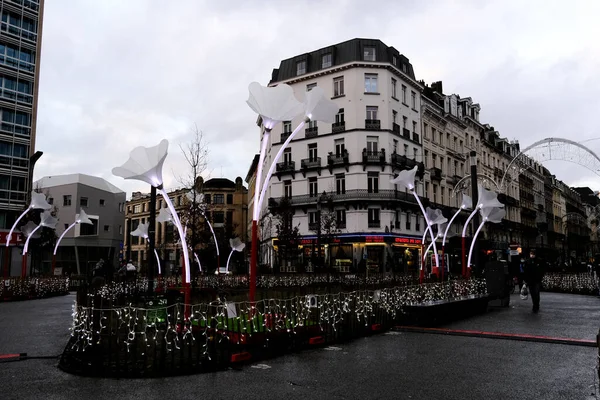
(523, 249, 544, 313)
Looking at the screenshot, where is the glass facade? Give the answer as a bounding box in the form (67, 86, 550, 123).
(0, 0, 43, 228)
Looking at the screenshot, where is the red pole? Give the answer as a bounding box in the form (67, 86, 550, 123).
(441, 246, 445, 281)
(461, 236, 467, 278)
(250, 220, 258, 302)
(21, 253, 27, 278)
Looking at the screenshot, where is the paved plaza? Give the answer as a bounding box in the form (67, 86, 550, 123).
(0, 292, 598, 400)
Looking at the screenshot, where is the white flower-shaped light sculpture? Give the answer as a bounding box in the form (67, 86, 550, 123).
(225, 237, 246, 274)
(112, 139, 190, 283)
(185, 190, 219, 264)
(246, 81, 304, 300)
(424, 223, 446, 262)
(21, 221, 40, 240)
(391, 166, 439, 272)
(467, 207, 506, 271)
(257, 86, 338, 215)
(462, 185, 504, 240)
(130, 221, 162, 275)
(23, 211, 58, 255)
(156, 207, 173, 224)
(420, 208, 446, 274)
(54, 209, 93, 256)
(442, 194, 472, 248)
(6, 191, 52, 246)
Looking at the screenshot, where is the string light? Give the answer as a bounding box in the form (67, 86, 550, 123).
(0, 277, 69, 300)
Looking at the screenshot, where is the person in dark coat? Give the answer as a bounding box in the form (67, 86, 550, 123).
(523, 249, 544, 313)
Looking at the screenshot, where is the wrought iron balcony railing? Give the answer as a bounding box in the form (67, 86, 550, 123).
(268, 189, 428, 209)
(305, 126, 318, 138)
(332, 121, 345, 133)
(431, 167, 442, 181)
(365, 119, 381, 130)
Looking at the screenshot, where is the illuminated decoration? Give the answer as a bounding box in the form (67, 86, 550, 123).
(467, 207, 505, 272)
(112, 140, 191, 286)
(246, 81, 305, 301)
(391, 167, 440, 275)
(225, 238, 246, 274)
(54, 209, 93, 256)
(156, 207, 173, 224)
(185, 191, 219, 265)
(130, 222, 162, 275)
(23, 211, 58, 255)
(6, 191, 52, 246)
(0, 277, 69, 301)
(194, 252, 202, 273)
(442, 194, 472, 247)
(257, 86, 338, 214)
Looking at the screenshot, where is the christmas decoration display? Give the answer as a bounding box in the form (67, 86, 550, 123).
(542, 273, 599, 295)
(0, 277, 69, 301)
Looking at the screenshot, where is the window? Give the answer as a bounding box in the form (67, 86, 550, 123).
(335, 138, 345, 156)
(364, 74, 378, 93)
(393, 139, 398, 154)
(439, 131, 443, 146)
(308, 143, 318, 161)
(392, 55, 397, 66)
(80, 218, 98, 236)
(226, 194, 233, 204)
(411, 91, 416, 108)
(48, 197, 54, 205)
(142, 203, 146, 212)
(433, 184, 438, 203)
(412, 121, 416, 133)
(366, 136, 378, 153)
(423, 123, 428, 139)
(335, 173, 346, 194)
(405, 213, 411, 230)
(392, 110, 398, 124)
(335, 108, 345, 124)
(104, 225, 110, 232)
(366, 106, 378, 120)
(204, 194, 211, 204)
(63, 195, 72, 206)
(309, 211, 318, 226)
(368, 208, 380, 226)
(432, 128, 436, 143)
(403, 144, 408, 155)
(80, 197, 88, 207)
(283, 147, 292, 163)
(336, 209, 346, 226)
(119, 225, 123, 235)
(401, 85, 407, 103)
(322, 53, 332, 68)
(213, 211, 225, 224)
(364, 46, 376, 61)
(64, 223, 68, 230)
(425, 182, 430, 198)
(296, 60, 306, 76)
(367, 172, 379, 193)
(413, 148, 418, 160)
(333, 77, 344, 97)
(99, 199, 105, 207)
(391, 78, 397, 98)
(403, 116, 407, 129)
(307, 83, 316, 91)
(309, 177, 318, 197)
(281, 121, 292, 134)
(416, 216, 420, 231)
(284, 180, 292, 198)
(424, 150, 428, 167)
(308, 119, 317, 129)
(214, 194, 224, 204)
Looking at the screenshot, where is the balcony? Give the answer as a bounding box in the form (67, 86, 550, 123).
(332, 121, 346, 133)
(362, 149, 386, 171)
(368, 221, 381, 228)
(305, 126, 318, 138)
(430, 167, 442, 181)
(412, 132, 420, 143)
(392, 123, 400, 135)
(402, 128, 411, 139)
(390, 153, 425, 178)
(275, 160, 295, 181)
(300, 157, 322, 177)
(365, 119, 381, 130)
(327, 150, 349, 173)
(280, 132, 291, 142)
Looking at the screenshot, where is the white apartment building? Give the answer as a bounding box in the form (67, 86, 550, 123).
(260, 38, 426, 274)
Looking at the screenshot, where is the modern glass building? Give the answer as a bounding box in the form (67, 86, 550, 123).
(0, 0, 44, 230)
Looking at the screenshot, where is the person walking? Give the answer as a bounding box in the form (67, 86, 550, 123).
(523, 249, 544, 313)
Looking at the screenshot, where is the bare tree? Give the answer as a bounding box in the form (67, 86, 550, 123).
(311, 193, 340, 273)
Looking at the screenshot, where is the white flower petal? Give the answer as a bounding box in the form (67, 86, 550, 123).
(20, 221, 40, 239)
(303, 86, 339, 123)
(76, 209, 93, 225)
(112, 139, 169, 187)
(30, 191, 52, 210)
(461, 194, 473, 210)
(229, 237, 245, 252)
(40, 210, 58, 229)
(131, 222, 150, 238)
(482, 207, 506, 223)
(389, 166, 418, 191)
(156, 207, 174, 224)
(477, 185, 504, 209)
(246, 82, 303, 127)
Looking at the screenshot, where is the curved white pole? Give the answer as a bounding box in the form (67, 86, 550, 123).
(6, 206, 31, 246)
(204, 217, 219, 256)
(23, 224, 42, 255)
(54, 221, 77, 255)
(253, 131, 271, 221)
(443, 208, 463, 246)
(154, 248, 161, 275)
(158, 187, 191, 284)
(462, 206, 481, 238)
(467, 219, 487, 271)
(193, 252, 201, 273)
(412, 190, 439, 270)
(422, 228, 428, 245)
(225, 250, 234, 273)
(257, 120, 307, 214)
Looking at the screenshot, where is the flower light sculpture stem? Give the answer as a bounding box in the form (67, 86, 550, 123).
(158, 187, 191, 286)
(225, 250, 234, 273)
(420, 228, 428, 271)
(462, 207, 481, 277)
(250, 130, 271, 302)
(204, 216, 219, 270)
(7, 210, 30, 247)
(52, 221, 76, 274)
(154, 249, 161, 275)
(194, 252, 201, 273)
(412, 193, 439, 282)
(23, 224, 42, 255)
(257, 120, 307, 212)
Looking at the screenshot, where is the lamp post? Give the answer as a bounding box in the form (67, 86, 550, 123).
(317, 193, 322, 273)
(147, 186, 157, 295)
(468, 151, 479, 276)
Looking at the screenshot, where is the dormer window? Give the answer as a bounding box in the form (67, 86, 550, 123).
(392, 55, 397, 66)
(322, 53, 332, 68)
(364, 47, 376, 61)
(296, 60, 306, 76)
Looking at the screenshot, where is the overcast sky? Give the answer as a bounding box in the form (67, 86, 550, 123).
(33, 0, 600, 196)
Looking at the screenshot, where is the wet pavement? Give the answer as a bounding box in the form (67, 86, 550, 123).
(0, 292, 598, 400)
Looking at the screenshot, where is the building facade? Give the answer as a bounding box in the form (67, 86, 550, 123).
(34, 173, 126, 276)
(262, 38, 426, 273)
